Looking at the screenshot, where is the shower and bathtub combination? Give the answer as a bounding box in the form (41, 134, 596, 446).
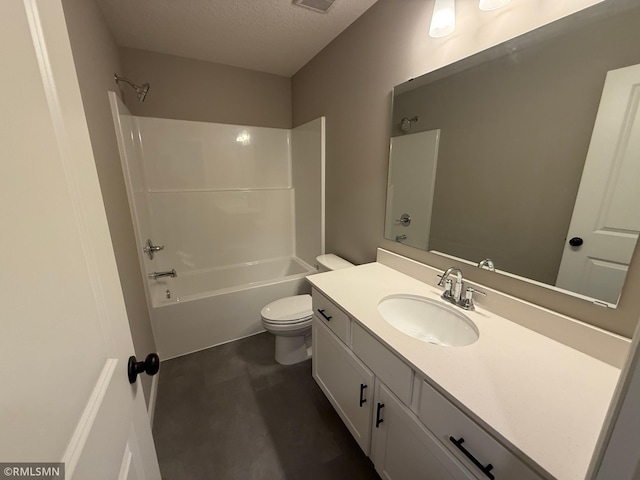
(109, 92, 326, 359)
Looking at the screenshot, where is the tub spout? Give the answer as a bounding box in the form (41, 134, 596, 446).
(148, 269, 177, 279)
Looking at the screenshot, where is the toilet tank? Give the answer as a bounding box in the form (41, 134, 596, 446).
(316, 254, 354, 272)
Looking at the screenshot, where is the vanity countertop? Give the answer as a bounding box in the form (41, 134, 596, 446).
(307, 262, 621, 480)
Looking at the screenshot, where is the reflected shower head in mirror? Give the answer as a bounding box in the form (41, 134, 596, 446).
(400, 116, 418, 132)
(114, 74, 150, 103)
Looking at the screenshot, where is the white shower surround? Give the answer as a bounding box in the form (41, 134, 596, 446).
(110, 93, 324, 359)
(138, 116, 296, 274)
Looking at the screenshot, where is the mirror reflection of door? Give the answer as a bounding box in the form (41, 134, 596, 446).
(385, 129, 440, 250)
(556, 63, 640, 304)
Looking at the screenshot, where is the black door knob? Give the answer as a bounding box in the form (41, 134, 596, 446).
(569, 237, 584, 247)
(128, 353, 160, 384)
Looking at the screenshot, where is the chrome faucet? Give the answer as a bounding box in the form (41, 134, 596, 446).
(437, 267, 464, 303)
(148, 269, 177, 280)
(437, 266, 486, 310)
(477, 258, 495, 271)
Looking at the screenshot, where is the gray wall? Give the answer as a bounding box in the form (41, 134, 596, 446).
(392, 8, 640, 286)
(61, 0, 157, 402)
(292, 0, 640, 338)
(120, 47, 292, 128)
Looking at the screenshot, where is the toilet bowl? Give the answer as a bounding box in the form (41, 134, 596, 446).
(261, 294, 313, 365)
(261, 254, 354, 365)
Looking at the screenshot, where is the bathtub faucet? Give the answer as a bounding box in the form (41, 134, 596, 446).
(148, 269, 177, 280)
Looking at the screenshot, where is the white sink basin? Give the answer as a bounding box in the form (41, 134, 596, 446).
(378, 294, 479, 347)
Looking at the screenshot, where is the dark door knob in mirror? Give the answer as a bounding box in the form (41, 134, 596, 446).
(128, 353, 160, 384)
(569, 237, 584, 247)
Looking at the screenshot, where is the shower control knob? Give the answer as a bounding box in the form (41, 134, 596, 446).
(569, 237, 583, 247)
(396, 213, 411, 226)
(128, 353, 160, 384)
(143, 239, 164, 260)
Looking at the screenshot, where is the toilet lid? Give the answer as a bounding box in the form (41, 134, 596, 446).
(261, 294, 313, 322)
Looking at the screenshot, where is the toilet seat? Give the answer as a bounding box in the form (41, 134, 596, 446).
(262, 316, 311, 327)
(261, 294, 312, 323)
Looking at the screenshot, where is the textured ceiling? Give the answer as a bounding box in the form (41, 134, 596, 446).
(96, 0, 378, 77)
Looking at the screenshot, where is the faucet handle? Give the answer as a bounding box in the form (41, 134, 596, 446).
(441, 279, 454, 301)
(466, 286, 486, 296)
(460, 286, 486, 310)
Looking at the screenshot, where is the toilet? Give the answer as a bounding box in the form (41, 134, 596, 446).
(261, 254, 354, 365)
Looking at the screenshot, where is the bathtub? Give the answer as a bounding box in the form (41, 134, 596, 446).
(149, 256, 316, 359)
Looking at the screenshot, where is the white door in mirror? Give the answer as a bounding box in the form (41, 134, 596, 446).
(556, 63, 640, 305)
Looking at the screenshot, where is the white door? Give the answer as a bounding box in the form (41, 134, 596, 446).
(0, 1, 161, 479)
(556, 64, 640, 304)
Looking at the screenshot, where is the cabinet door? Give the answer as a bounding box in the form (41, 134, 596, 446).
(313, 318, 374, 455)
(371, 383, 475, 480)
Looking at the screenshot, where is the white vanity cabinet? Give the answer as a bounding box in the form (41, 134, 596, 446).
(307, 259, 625, 480)
(370, 381, 476, 480)
(312, 305, 476, 480)
(311, 288, 547, 480)
(312, 316, 374, 454)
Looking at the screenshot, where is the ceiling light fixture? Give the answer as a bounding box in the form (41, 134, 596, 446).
(429, 0, 456, 38)
(429, 0, 512, 39)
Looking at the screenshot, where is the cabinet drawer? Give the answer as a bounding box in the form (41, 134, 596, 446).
(418, 380, 543, 480)
(312, 288, 350, 344)
(352, 322, 414, 405)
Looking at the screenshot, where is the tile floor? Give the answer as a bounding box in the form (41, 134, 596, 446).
(153, 332, 381, 480)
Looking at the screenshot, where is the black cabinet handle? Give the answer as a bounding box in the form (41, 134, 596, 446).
(359, 384, 367, 407)
(375, 403, 385, 428)
(317, 308, 332, 321)
(449, 437, 494, 480)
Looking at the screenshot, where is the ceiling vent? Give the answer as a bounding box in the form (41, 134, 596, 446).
(293, 0, 335, 14)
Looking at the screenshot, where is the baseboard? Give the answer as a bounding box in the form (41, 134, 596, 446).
(148, 372, 159, 427)
(161, 329, 267, 361)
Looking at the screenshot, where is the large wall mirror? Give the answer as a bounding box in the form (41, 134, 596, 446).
(385, 0, 640, 306)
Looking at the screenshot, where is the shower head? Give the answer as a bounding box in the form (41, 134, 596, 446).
(138, 83, 150, 102)
(400, 116, 419, 132)
(114, 74, 150, 103)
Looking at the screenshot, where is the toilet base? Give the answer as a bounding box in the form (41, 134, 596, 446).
(274, 334, 312, 365)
